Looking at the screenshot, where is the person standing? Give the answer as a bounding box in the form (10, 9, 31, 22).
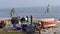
(20, 17, 25, 23)
(27, 17, 31, 24)
(30, 15, 33, 24)
(25, 16, 28, 22)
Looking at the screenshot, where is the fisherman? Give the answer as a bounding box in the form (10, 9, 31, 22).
(11, 17, 19, 25)
(27, 16, 31, 24)
(16, 16, 21, 24)
(25, 16, 28, 22)
(26, 24, 35, 34)
(0, 20, 5, 28)
(30, 15, 33, 24)
(20, 17, 25, 23)
(37, 20, 41, 26)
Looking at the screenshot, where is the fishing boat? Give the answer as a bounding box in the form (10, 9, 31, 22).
(39, 18, 58, 28)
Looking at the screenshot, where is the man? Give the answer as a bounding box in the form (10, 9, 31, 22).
(20, 17, 25, 23)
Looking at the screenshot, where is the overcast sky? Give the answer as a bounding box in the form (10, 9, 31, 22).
(0, 0, 60, 8)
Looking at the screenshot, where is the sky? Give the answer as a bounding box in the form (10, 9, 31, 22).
(0, 0, 60, 9)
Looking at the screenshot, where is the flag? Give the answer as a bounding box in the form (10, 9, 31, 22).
(10, 8, 15, 17)
(45, 4, 50, 13)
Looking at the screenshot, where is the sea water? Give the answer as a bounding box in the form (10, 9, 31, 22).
(0, 7, 60, 19)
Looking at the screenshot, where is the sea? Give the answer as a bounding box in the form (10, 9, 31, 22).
(0, 6, 60, 19)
